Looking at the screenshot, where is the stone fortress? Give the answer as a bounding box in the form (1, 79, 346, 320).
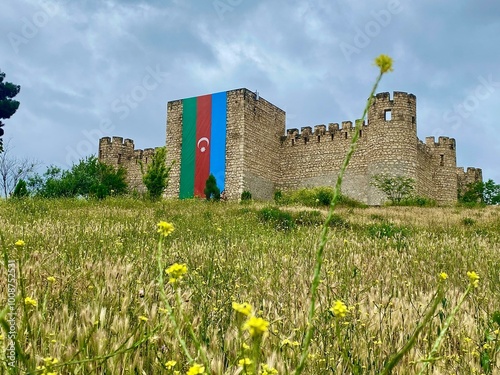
(99, 89, 482, 205)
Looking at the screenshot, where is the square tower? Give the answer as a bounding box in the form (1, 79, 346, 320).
(165, 88, 286, 200)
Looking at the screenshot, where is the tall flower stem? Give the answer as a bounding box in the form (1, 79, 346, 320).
(294, 69, 386, 375)
(157, 237, 194, 363)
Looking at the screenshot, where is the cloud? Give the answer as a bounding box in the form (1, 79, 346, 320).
(0, 0, 498, 183)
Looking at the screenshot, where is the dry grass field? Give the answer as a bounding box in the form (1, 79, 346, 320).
(1, 198, 499, 374)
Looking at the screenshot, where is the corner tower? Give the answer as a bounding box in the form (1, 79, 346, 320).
(366, 92, 418, 205)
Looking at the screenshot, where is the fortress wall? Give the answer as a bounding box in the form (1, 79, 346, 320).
(416, 141, 435, 199)
(224, 90, 246, 200)
(101, 89, 483, 204)
(278, 122, 370, 203)
(241, 90, 286, 200)
(425, 136, 458, 204)
(98, 137, 156, 192)
(165, 100, 183, 198)
(457, 167, 483, 197)
(366, 92, 418, 205)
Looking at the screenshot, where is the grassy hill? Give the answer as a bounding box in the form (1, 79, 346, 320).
(1, 198, 499, 374)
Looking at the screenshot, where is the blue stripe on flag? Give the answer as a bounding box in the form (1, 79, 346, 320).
(210, 91, 227, 192)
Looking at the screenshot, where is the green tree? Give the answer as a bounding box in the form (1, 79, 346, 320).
(28, 156, 127, 199)
(482, 179, 500, 205)
(0, 70, 21, 153)
(204, 174, 220, 201)
(141, 147, 173, 200)
(12, 179, 29, 198)
(460, 179, 500, 205)
(371, 174, 415, 204)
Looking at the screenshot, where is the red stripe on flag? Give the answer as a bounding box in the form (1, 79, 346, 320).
(194, 95, 212, 197)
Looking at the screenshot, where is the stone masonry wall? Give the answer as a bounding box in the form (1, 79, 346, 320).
(416, 141, 435, 199)
(425, 136, 458, 204)
(165, 100, 183, 198)
(278, 122, 370, 203)
(241, 89, 286, 200)
(100, 89, 482, 204)
(98, 137, 156, 192)
(457, 167, 483, 197)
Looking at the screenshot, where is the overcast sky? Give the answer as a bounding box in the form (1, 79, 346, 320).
(1, 0, 499, 183)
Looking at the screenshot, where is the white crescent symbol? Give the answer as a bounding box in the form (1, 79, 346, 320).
(197, 137, 209, 153)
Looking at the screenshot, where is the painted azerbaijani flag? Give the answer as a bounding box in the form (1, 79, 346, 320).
(179, 91, 227, 198)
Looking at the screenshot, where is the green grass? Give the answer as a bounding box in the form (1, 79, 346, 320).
(1, 198, 499, 374)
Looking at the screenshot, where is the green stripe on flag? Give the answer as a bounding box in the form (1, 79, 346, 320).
(179, 97, 197, 198)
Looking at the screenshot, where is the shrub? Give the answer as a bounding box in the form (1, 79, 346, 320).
(142, 147, 173, 200)
(241, 190, 252, 202)
(371, 174, 415, 204)
(397, 196, 437, 207)
(336, 194, 367, 208)
(28, 156, 127, 199)
(462, 217, 476, 226)
(12, 179, 29, 198)
(257, 207, 295, 231)
(328, 213, 350, 229)
(293, 210, 324, 226)
(204, 174, 220, 201)
(277, 187, 366, 208)
(273, 190, 283, 204)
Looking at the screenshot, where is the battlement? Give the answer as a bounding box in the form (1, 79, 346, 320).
(374, 91, 416, 103)
(101, 88, 481, 204)
(98, 136, 160, 168)
(282, 120, 367, 146)
(425, 136, 456, 149)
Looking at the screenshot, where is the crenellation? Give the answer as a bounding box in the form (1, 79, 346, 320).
(314, 125, 326, 135)
(342, 121, 353, 129)
(98, 136, 157, 192)
(100, 89, 481, 204)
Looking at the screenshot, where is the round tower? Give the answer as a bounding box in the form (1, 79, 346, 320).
(366, 91, 418, 205)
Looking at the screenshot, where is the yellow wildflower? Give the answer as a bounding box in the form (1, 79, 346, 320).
(238, 358, 252, 367)
(166, 263, 188, 284)
(281, 338, 292, 346)
(15, 239, 25, 247)
(260, 364, 278, 375)
(165, 360, 177, 370)
(186, 363, 205, 375)
(157, 221, 175, 237)
(330, 300, 348, 318)
(0, 334, 3, 340)
(44, 357, 59, 365)
(243, 316, 269, 337)
(439, 272, 448, 281)
(374, 54, 394, 73)
(232, 302, 253, 316)
(467, 271, 480, 288)
(138, 315, 149, 322)
(242, 343, 250, 350)
(47, 276, 56, 282)
(25, 297, 38, 307)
